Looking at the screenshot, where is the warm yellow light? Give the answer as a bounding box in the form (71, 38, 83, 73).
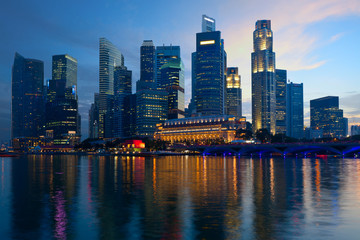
(200, 40, 215, 45)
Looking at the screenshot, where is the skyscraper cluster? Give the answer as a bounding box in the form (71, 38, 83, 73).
(11, 15, 350, 147)
(11, 53, 80, 149)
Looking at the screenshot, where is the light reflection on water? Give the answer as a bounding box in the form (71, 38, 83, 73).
(0, 155, 360, 239)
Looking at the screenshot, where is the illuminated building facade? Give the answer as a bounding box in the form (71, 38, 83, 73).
(98, 37, 124, 138)
(160, 59, 185, 119)
(11, 53, 44, 140)
(275, 69, 287, 134)
(140, 40, 155, 85)
(136, 89, 168, 137)
(252, 20, 276, 134)
(154, 115, 246, 143)
(46, 54, 80, 145)
(286, 82, 304, 139)
(310, 96, 345, 138)
(155, 45, 180, 88)
(194, 30, 226, 116)
(225, 67, 242, 118)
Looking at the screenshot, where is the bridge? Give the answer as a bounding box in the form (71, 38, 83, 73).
(176, 142, 360, 157)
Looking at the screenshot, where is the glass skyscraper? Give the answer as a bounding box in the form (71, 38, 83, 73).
(251, 20, 276, 134)
(310, 96, 345, 138)
(286, 82, 304, 139)
(202, 14, 215, 32)
(98, 37, 124, 138)
(154, 45, 181, 88)
(160, 59, 185, 119)
(138, 40, 155, 90)
(46, 54, 80, 145)
(225, 67, 242, 118)
(194, 15, 226, 116)
(11, 53, 44, 140)
(113, 66, 132, 138)
(275, 69, 287, 134)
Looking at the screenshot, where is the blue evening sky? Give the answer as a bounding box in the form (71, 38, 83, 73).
(0, 0, 359, 141)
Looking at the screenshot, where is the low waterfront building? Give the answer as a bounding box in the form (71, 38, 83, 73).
(154, 115, 246, 143)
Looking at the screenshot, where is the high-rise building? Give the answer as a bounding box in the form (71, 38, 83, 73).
(11, 53, 44, 140)
(160, 59, 185, 119)
(286, 82, 304, 139)
(89, 93, 99, 139)
(136, 89, 168, 137)
(194, 15, 226, 116)
(252, 20, 276, 134)
(202, 14, 215, 32)
(123, 94, 137, 138)
(46, 54, 80, 145)
(275, 69, 287, 134)
(139, 40, 155, 89)
(113, 66, 132, 138)
(351, 125, 360, 136)
(98, 37, 124, 138)
(225, 67, 242, 118)
(154, 45, 180, 88)
(310, 96, 345, 138)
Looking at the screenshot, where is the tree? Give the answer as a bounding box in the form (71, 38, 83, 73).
(255, 128, 271, 143)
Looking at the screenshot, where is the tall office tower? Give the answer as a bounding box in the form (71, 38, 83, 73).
(286, 82, 304, 139)
(98, 37, 124, 138)
(136, 40, 155, 91)
(46, 54, 80, 145)
(343, 117, 348, 136)
(225, 67, 242, 118)
(351, 125, 360, 136)
(113, 66, 132, 138)
(202, 14, 215, 32)
(310, 96, 345, 138)
(52, 54, 77, 99)
(123, 94, 137, 137)
(89, 93, 99, 139)
(160, 59, 185, 119)
(136, 89, 168, 137)
(252, 20, 276, 134)
(11, 53, 44, 140)
(194, 15, 226, 116)
(154, 45, 181, 88)
(275, 69, 287, 134)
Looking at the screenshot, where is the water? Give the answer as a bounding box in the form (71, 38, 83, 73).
(1, 155, 360, 239)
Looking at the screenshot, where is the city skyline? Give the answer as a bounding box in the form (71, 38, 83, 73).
(1, 0, 360, 141)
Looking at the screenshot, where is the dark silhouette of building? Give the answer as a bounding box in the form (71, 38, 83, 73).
(286, 82, 304, 139)
(11, 53, 44, 140)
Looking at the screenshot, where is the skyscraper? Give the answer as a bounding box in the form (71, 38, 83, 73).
(98, 37, 124, 138)
(202, 14, 215, 32)
(160, 59, 185, 119)
(138, 40, 155, 90)
(252, 20, 276, 134)
(286, 82, 304, 139)
(225, 67, 242, 118)
(154, 45, 181, 88)
(194, 15, 226, 116)
(46, 54, 80, 145)
(113, 66, 132, 138)
(89, 93, 99, 139)
(310, 96, 345, 138)
(275, 69, 287, 134)
(11, 53, 44, 140)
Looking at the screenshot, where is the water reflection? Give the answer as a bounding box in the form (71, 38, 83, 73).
(0, 155, 360, 239)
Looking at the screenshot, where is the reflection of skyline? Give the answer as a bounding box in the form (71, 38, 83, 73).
(2, 156, 360, 239)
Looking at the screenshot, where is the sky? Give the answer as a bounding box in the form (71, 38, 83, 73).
(1, 0, 360, 142)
